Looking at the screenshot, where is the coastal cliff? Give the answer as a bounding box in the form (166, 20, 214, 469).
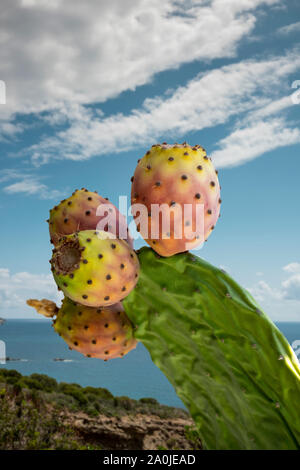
(0, 368, 200, 450)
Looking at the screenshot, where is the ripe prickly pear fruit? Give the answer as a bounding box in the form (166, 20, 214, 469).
(48, 188, 132, 247)
(50, 230, 139, 307)
(27, 297, 137, 360)
(131, 143, 221, 256)
(55, 298, 137, 360)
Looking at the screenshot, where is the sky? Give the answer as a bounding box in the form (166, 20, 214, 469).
(0, 0, 300, 320)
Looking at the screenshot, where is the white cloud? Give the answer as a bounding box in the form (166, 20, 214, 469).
(1, 0, 297, 169)
(211, 117, 300, 168)
(23, 50, 300, 166)
(277, 21, 300, 35)
(0, 269, 10, 278)
(0, 267, 62, 319)
(244, 95, 294, 121)
(250, 264, 300, 303)
(248, 280, 283, 303)
(21, 0, 62, 8)
(0, 169, 24, 184)
(283, 262, 300, 274)
(282, 274, 300, 301)
(247, 280, 300, 321)
(3, 179, 63, 199)
(0, 121, 25, 141)
(247, 264, 300, 321)
(0, 169, 67, 199)
(0, 0, 279, 121)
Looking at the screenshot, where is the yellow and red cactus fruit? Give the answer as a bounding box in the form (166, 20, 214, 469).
(131, 143, 221, 256)
(50, 230, 139, 307)
(48, 188, 132, 247)
(53, 297, 137, 360)
(27, 297, 137, 360)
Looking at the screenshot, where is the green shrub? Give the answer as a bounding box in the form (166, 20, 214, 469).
(114, 396, 134, 411)
(12, 382, 22, 395)
(0, 388, 99, 450)
(0, 370, 22, 386)
(49, 392, 78, 411)
(139, 397, 159, 405)
(57, 383, 88, 406)
(19, 377, 43, 391)
(0, 369, 22, 379)
(83, 386, 113, 400)
(29, 374, 58, 393)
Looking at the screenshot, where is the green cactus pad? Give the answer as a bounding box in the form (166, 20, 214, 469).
(123, 247, 300, 450)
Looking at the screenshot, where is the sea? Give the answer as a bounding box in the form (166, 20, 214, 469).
(0, 320, 299, 409)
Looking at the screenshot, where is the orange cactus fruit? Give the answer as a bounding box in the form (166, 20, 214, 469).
(54, 297, 137, 360)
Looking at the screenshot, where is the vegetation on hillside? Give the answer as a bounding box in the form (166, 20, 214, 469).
(0, 368, 198, 450)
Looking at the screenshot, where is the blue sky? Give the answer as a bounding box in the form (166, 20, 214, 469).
(0, 0, 300, 320)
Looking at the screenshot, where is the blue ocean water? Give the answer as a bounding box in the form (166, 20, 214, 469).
(0, 320, 299, 408)
(0, 319, 183, 407)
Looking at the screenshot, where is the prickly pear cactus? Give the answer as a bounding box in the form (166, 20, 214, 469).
(123, 247, 300, 450)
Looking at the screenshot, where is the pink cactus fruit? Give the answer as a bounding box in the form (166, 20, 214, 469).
(131, 143, 221, 257)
